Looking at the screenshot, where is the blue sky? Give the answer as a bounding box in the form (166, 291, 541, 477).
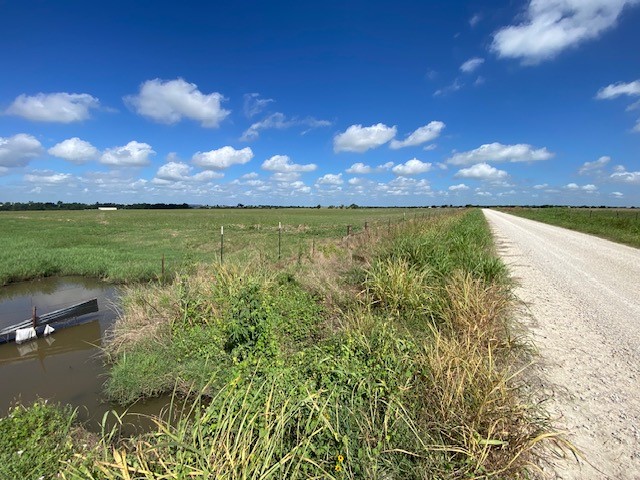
(1, 0, 639, 206)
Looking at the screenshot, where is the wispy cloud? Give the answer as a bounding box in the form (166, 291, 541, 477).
(241, 113, 331, 141)
(460, 57, 484, 73)
(243, 93, 274, 118)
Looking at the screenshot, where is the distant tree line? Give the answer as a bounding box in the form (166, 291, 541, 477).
(0, 201, 191, 211)
(3, 202, 631, 212)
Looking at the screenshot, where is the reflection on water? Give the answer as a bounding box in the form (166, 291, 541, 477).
(0, 277, 173, 432)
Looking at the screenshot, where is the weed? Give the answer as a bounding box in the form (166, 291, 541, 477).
(0, 400, 78, 480)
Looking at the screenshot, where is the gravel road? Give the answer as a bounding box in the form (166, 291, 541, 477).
(483, 209, 640, 480)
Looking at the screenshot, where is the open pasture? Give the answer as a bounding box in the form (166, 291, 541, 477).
(0, 208, 436, 285)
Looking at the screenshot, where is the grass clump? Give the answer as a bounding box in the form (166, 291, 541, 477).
(15, 208, 558, 478)
(105, 265, 324, 404)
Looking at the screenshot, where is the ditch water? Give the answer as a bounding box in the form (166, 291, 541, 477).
(0, 277, 170, 432)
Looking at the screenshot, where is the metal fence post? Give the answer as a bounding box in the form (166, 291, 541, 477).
(220, 226, 224, 264)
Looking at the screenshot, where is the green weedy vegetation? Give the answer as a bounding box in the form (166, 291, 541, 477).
(0, 400, 80, 480)
(4, 209, 560, 478)
(500, 207, 640, 248)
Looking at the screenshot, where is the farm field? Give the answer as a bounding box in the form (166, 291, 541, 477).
(0, 209, 559, 479)
(499, 207, 640, 248)
(0, 207, 436, 286)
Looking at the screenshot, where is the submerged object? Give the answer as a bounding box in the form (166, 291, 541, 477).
(0, 299, 98, 345)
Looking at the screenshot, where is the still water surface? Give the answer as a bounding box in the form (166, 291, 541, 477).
(0, 277, 171, 431)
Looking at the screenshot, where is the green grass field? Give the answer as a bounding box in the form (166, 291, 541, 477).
(0, 208, 438, 285)
(0, 209, 562, 478)
(499, 207, 640, 248)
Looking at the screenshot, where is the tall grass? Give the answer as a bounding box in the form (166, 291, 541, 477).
(7, 209, 560, 478)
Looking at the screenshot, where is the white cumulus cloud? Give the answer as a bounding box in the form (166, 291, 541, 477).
(449, 183, 470, 191)
(0, 133, 44, 168)
(192, 146, 254, 170)
(261, 155, 317, 172)
(333, 123, 397, 153)
(156, 162, 192, 181)
(455, 163, 509, 181)
(491, 0, 640, 64)
(392, 158, 432, 176)
(316, 173, 343, 185)
(565, 183, 599, 191)
(447, 142, 553, 166)
(100, 141, 155, 167)
(390, 121, 445, 149)
(460, 57, 485, 73)
(125, 78, 230, 127)
(346, 162, 372, 174)
(5, 92, 99, 122)
(154, 162, 224, 183)
(48, 137, 100, 164)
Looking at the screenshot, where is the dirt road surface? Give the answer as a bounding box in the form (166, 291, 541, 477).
(483, 209, 640, 479)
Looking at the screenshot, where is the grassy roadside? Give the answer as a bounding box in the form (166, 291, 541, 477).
(499, 207, 640, 248)
(3, 210, 559, 478)
(0, 208, 429, 286)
